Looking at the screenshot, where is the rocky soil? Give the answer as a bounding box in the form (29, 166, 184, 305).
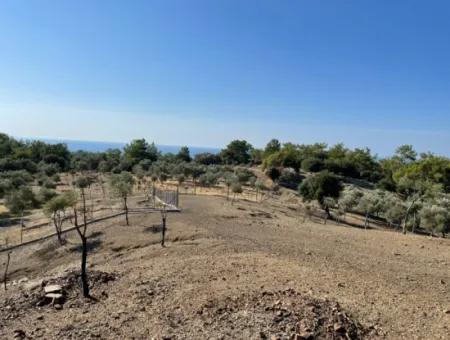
(1, 193, 449, 339)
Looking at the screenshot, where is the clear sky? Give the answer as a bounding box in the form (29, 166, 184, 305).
(0, 0, 449, 156)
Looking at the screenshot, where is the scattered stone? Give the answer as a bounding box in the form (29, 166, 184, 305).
(44, 284, 62, 294)
(36, 315, 44, 320)
(13, 329, 26, 339)
(18, 277, 29, 284)
(297, 331, 313, 340)
(444, 309, 450, 314)
(45, 293, 63, 300)
(333, 322, 346, 333)
(54, 304, 63, 310)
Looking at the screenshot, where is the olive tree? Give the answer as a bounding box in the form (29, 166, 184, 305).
(231, 182, 243, 204)
(72, 177, 92, 297)
(43, 193, 73, 245)
(223, 173, 237, 201)
(110, 172, 134, 225)
(338, 186, 363, 222)
(384, 193, 406, 229)
(5, 186, 36, 215)
(356, 191, 382, 229)
(298, 171, 342, 218)
(420, 203, 449, 237)
(255, 180, 266, 202)
(396, 178, 441, 234)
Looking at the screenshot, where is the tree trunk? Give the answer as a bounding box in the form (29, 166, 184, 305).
(364, 212, 369, 229)
(3, 252, 11, 291)
(80, 235, 89, 297)
(402, 199, 417, 235)
(412, 212, 416, 234)
(161, 217, 166, 247)
(20, 212, 24, 244)
(227, 186, 230, 201)
(54, 213, 63, 245)
(124, 197, 129, 226)
(325, 206, 331, 218)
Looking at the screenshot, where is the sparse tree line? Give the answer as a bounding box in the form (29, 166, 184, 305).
(0, 133, 449, 237)
(296, 168, 450, 238)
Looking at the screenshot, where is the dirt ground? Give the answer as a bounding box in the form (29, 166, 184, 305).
(1, 192, 449, 339)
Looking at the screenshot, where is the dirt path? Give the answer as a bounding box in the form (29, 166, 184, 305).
(1, 194, 449, 339)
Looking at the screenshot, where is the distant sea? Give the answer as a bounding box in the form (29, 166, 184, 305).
(39, 138, 221, 156)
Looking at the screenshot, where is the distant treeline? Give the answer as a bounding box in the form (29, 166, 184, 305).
(1, 133, 450, 237)
(1, 133, 449, 191)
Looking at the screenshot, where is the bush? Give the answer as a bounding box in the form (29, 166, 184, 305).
(301, 157, 325, 172)
(235, 168, 255, 184)
(38, 162, 60, 177)
(37, 187, 57, 204)
(231, 182, 243, 194)
(278, 169, 304, 190)
(198, 172, 219, 187)
(298, 171, 343, 209)
(5, 186, 38, 214)
(43, 178, 57, 189)
(266, 167, 281, 181)
(195, 152, 222, 165)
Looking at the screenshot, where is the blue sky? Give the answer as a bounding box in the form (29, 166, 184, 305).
(0, 0, 449, 156)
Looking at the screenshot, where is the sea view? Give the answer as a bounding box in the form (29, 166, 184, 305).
(38, 138, 221, 155)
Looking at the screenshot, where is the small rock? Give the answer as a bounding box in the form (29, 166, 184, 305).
(54, 304, 63, 310)
(333, 322, 346, 333)
(13, 329, 26, 339)
(297, 332, 314, 340)
(44, 284, 62, 294)
(444, 309, 450, 314)
(296, 332, 313, 340)
(259, 331, 267, 339)
(36, 315, 44, 320)
(440, 279, 446, 285)
(45, 293, 63, 300)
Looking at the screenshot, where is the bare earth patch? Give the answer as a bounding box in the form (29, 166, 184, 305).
(1, 193, 449, 339)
